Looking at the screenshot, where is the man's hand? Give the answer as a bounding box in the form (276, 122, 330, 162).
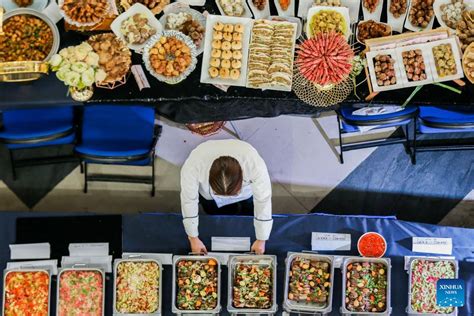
(188, 236, 208, 254)
(251, 240, 266, 255)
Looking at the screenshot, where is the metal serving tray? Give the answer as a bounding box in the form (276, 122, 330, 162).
(172, 255, 222, 314)
(406, 257, 458, 316)
(113, 258, 162, 315)
(2, 268, 52, 316)
(283, 252, 335, 314)
(56, 267, 105, 316)
(341, 257, 392, 315)
(227, 254, 278, 314)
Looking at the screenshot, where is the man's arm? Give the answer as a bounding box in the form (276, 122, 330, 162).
(180, 161, 200, 238)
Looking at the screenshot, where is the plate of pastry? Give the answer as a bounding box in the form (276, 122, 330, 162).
(200, 14, 252, 87)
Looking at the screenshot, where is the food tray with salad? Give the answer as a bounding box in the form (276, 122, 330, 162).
(113, 258, 162, 315)
(172, 255, 221, 314)
(228, 254, 277, 314)
(2, 269, 51, 316)
(57, 267, 105, 316)
(407, 257, 458, 315)
(341, 257, 391, 315)
(283, 252, 334, 314)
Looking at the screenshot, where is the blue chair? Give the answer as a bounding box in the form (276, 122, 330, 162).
(415, 106, 474, 163)
(75, 105, 161, 196)
(336, 105, 418, 164)
(0, 107, 76, 179)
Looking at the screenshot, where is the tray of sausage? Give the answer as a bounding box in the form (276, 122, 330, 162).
(341, 257, 391, 315)
(284, 252, 334, 314)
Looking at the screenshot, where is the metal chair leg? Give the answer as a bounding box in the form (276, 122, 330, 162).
(80, 159, 84, 174)
(83, 163, 88, 193)
(336, 115, 344, 164)
(9, 150, 17, 181)
(412, 119, 417, 165)
(151, 154, 156, 197)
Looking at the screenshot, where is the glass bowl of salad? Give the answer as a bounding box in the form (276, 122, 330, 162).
(172, 255, 221, 314)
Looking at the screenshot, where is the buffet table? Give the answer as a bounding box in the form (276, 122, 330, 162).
(0, 212, 473, 315)
(0, 4, 473, 124)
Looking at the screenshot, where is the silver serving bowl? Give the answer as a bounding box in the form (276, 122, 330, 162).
(2, 8, 60, 61)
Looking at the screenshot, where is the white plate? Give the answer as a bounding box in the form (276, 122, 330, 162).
(269, 15, 302, 38)
(215, 0, 253, 18)
(143, 30, 198, 85)
(341, 0, 362, 24)
(274, 0, 295, 17)
(176, 0, 206, 5)
(306, 6, 351, 39)
(200, 14, 252, 87)
(2, 0, 49, 12)
(111, 3, 163, 53)
(434, 0, 473, 30)
(404, 0, 435, 32)
(159, 6, 206, 55)
(361, 0, 383, 21)
(247, 0, 271, 19)
(386, 0, 410, 33)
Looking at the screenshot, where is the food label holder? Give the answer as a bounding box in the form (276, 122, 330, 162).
(283, 252, 335, 315)
(340, 257, 392, 316)
(113, 256, 163, 315)
(227, 254, 278, 315)
(172, 254, 222, 315)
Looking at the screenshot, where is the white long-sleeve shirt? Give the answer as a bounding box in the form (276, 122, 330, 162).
(180, 140, 273, 241)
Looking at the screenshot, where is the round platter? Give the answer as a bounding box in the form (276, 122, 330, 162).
(159, 7, 206, 55)
(143, 30, 198, 85)
(2, 8, 60, 61)
(2, 0, 49, 12)
(58, 0, 110, 28)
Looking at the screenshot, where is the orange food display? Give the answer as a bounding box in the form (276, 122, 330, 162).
(358, 232, 387, 257)
(149, 36, 193, 78)
(279, 0, 290, 10)
(4, 271, 50, 316)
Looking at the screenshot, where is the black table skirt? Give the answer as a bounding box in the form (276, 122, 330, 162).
(0, 2, 472, 123)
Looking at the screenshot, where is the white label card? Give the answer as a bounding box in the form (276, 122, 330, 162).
(412, 237, 453, 255)
(131, 65, 151, 90)
(311, 232, 351, 251)
(211, 237, 251, 252)
(6, 260, 58, 275)
(10, 243, 51, 260)
(61, 255, 112, 273)
(69, 243, 109, 257)
(122, 252, 173, 265)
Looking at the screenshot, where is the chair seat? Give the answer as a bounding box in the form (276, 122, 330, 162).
(418, 106, 474, 132)
(84, 156, 152, 166)
(341, 119, 412, 133)
(7, 132, 75, 149)
(75, 105, 155, 163)
(0, 107, 74, 142)
(340, 105, 418, 126)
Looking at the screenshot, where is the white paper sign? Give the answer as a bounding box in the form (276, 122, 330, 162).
(122, 252, 173, 265)
(61, 255, 112, 273)
(10, 243, 51, 260)
(6, 260, 58, 275)
(131, 65, 151, 90)
(211, 237, 251, 252)
(412, 237, 453, 255)
(311, 232, 351, 251)
(69, 243, 109, 257)
(207, 252, 240, 266)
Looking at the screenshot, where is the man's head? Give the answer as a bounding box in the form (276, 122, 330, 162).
(209, 156, 243, 196)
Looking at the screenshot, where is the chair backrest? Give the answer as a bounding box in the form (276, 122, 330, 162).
(81, 105, 155, 147)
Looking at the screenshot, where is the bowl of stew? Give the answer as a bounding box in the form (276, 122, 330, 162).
(0, 8, 60, 63)
(357, 232, 387, 258)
